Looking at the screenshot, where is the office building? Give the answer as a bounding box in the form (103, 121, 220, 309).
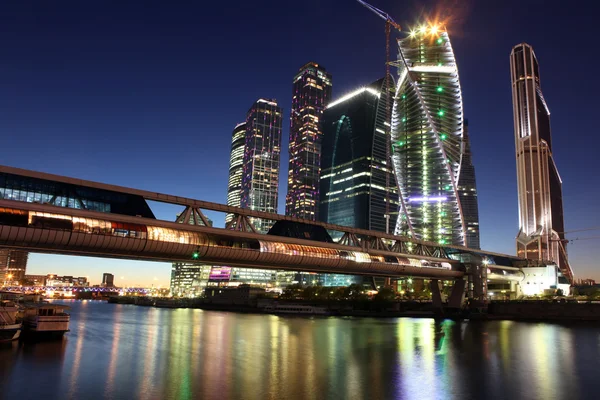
(170, 263, 213, 297)
(286, 62, 332, 220)
(457, 121, 481, 249)
(510, 43, 572, 282)
(320, 77, 397, 234)
(46, 275, 89, 287)
(240, 99, 283, 233)
(318, 77, 396, 287)
(0, 249, 28, 285)
(102, 273, 114, 288)
(226, 122, 247, 223)
(23, 274, 46, 286)
(391, 26, 468, 246)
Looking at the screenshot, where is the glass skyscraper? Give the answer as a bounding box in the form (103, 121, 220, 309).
(320, 77, 398, 234)
(240, 99, 282, 233)
(318, 77, 397, 287)
(391, 26, 468, 246)
(226, 122, 246, 223)
(510, 43, 572, 282)
(286, 62, 332, 220)
(457, 121, 480, 249)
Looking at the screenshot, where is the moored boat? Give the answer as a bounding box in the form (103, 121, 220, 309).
(0, 299, 22, 342)
(23, 303, 70, 338)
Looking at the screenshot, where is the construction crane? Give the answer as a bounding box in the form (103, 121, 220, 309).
(356, 0, 402, 235)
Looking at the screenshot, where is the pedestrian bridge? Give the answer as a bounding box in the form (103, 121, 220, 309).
(0, 164, 541, 288)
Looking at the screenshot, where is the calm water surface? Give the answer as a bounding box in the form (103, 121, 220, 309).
(2, 300, 600, 400)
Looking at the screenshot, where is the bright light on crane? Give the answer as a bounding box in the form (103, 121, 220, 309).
(430, 25, 439, 34)
(356, 0, 401, 31)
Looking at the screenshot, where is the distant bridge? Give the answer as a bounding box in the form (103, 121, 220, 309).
(1, 286, 150, 294)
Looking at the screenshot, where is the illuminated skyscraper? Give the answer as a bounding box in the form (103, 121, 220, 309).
(240, 99, 283, 233)
(286, 62, 332, 220)
(510, 43, 572, 282)
(226, 122, 246, 223)
(457, 121, 480, 249)
(319, 77, 396, 287)
(320, 77, 397, 234)
(391, 26, 467, 246)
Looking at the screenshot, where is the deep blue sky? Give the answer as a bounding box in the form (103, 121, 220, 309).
(1, 0, 598, 285)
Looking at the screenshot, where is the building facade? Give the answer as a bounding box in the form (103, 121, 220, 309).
(510, 43, 572, 282)
(102, 273, 114, 288)
(226, 122, 247, 223)
(391, 27, 467, 246)
(318, 77, 397, 287)
(286, 62, 332, 220)
(320, 77, 398, 235)
(23, 274, 46, 285)
(170, 263, 213, 297)
(457, 121, 481, 249)
(0, 249, 28, 285)
(240, 99, 283, 233)
(46, 275, 89, 287)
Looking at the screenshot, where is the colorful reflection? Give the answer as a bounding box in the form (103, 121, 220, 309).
(0, 302, 598, 399)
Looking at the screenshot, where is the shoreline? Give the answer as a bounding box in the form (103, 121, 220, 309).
(103, 296, 600, 323)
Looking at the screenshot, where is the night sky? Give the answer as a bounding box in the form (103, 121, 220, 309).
(1, 0, 597, 286)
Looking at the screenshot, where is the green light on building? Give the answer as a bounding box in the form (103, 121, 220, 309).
(440, 134, 447, 140)
(437, 38, 444, 44)
(438, 110, 445, 117)
(192, 252, 199, 259)
(436, 87, 443, 93)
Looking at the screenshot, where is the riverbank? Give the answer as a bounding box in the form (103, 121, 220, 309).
(109, 296, 441, 317)
(108, 296, 600, 322)
(487, 301, 600, 322)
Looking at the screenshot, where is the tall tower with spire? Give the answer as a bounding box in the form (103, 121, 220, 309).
(510, 43, 572, 282)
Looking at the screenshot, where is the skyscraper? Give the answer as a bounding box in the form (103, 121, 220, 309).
(391, 26, 467, 246)
(457, 121, 481, 249)
(240, 99, 283, 233)
(0, 249, 28, 285)
(320, 77, 397, 234)
(102, 273, 114, 288)
(286, 62, 332, 220)
(318, 77, 396, 287)
(510, 43, 572, 282)
(226, 122, 246, 223)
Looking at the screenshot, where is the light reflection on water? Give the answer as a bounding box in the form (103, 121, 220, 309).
(1, 300, 600, 400)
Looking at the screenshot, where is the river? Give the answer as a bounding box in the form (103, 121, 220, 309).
(1, 300, 600, 399)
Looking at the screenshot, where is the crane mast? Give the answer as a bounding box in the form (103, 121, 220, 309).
(356, 0, 402, 236)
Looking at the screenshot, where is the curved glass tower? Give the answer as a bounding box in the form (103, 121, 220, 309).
(391, 27, 466, 246)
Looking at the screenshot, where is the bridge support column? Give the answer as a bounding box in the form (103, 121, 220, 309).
(447, 279, 466, 309)
(466, 263, 488, 309)
(430, 279, 443, 310)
